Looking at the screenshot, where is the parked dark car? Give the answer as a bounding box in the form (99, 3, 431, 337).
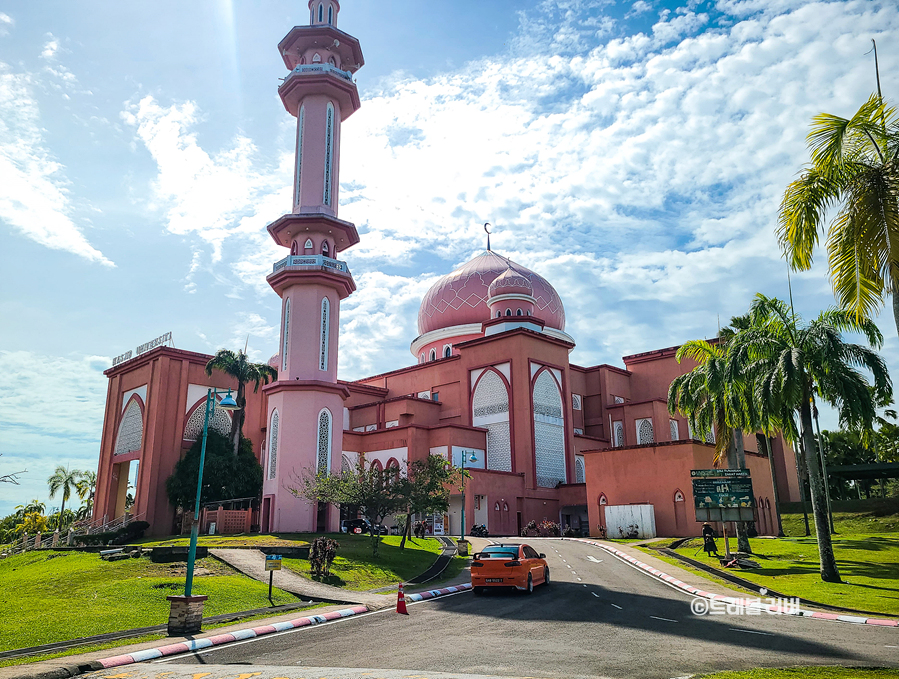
(341, 518, 389, 535)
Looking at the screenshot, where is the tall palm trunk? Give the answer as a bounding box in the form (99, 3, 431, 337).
(727, 430, 752, 554)
(767, 437, 785, 537)
(230, 382, 246, 456)
(799, 381, 841, 582)
(892, 288, 899, 340)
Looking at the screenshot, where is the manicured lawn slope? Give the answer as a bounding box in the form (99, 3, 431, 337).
(283, 534, 443, 590)
(781, 501, 899, 536)
(136, 533, 310, 547)
(643, 533, 899, 616)
(0, 551, 300, 651)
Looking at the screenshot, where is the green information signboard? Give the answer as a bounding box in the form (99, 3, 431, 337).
(692, 473, 755, 522)
(690, 469, 750, 478)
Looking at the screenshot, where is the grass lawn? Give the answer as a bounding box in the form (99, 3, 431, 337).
(136, 533, 311, 548)
(695, 668, 899, 678)
(0, 550, 302, 652)
(782, 508, 899, 536)
(282, 534, 443, 590)
(642, 533, 899, 616)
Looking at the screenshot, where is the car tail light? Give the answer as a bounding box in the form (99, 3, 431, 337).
(471, 562, 483, 567)
(504, 560, 521, 567)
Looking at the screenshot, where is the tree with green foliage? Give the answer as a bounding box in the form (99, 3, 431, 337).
(668, 338, 755, 553)
(727, 294, 891, 582)
(290, 459, 405, 557)
(165, 431, 263, 510)
(779, 94, 899, 335)
(205, 349, 277, 455)
(397, 455, 459, 550)
(47, 465, 81, 525)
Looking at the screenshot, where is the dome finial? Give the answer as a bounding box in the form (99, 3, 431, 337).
(483, 222, 491, 251)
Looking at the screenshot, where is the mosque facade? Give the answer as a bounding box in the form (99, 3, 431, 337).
(92, 1, 800, 539)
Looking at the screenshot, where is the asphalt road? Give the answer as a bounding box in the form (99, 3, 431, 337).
(127, 539, 898, 679)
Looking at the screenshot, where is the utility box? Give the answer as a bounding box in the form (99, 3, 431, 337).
(603, 504, 656, 539)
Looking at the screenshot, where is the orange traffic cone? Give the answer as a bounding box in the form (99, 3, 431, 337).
(396, 582, 409, 615)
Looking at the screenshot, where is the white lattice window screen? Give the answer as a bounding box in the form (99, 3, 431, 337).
(268, 410, 279, 480)
(282, 298, 290, 371)
(575, 456, 586, 483)
(533, 371, 566, 487)
(317, 409, 332, 474)
(319, 297, 330, 371)
(323, 103, 334, 205)
(341, 454, 351, 471)
(114, 400, 143, 456)
(637, 418, 654, 445)
(669, 419, 679, 441)
(613, 421, 624, 447)
(183, 402, 231, 441)
(705, 428, 716, 444)
(572, 394, 582, 410)
(613, 395, 625, 404)
(472, 370, 511, 472)
(294, 106, 305, 205)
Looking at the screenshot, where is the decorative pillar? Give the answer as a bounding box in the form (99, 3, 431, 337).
(166, 595, 208, 635)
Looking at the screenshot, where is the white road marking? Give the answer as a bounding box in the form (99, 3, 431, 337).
(729, 628, 773, 636)
(586, 556, 603, 563)
(611, 603, 622, 609)
(650, 616, 678, 623)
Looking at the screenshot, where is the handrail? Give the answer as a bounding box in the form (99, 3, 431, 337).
(272, 254, 351, 275)
(285, 63, 354, 82)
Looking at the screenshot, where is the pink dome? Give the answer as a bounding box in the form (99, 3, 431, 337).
(268, 353, 280, 369)
(488, 268, 533, 298)
(418, 250, 565, 335)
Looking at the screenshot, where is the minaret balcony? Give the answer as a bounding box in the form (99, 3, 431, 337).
(288, 62, 354, 82)
(278, 64, 360, 119)
(272, 254, 351, 276)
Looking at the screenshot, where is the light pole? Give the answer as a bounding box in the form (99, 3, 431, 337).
(184, 387, 239, 596)
(460, 450, 477, 540)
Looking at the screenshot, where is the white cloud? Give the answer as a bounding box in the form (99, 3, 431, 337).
(0, 351, 109, 515)
(0, 64, 113, 265)
(0, 12, 12, 36)
(40, 36, 59, 60)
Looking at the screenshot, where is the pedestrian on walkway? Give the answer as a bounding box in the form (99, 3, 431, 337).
(702, 522, 719, 556)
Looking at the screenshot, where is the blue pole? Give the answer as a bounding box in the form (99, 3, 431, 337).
(185, 388, 213, 597)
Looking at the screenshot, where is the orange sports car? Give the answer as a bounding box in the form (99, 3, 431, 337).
(470, 543, 550, 594)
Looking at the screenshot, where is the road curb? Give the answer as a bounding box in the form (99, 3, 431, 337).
(79, 583, 474, 673)
(571, 539, 899, 628)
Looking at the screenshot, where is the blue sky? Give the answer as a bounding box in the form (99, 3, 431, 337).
(1, 0, 897, 515)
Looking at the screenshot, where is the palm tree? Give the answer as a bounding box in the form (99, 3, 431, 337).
(727, 294, 891, 582)
(778, 94, 899, 335)
(76, 470, 96, 503)
(668, 339, 755, 553)
(205, 349, 278, 455)
(15, 499, 46, 517)
(47, 466, 82, 524)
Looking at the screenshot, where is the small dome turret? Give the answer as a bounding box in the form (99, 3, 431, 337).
(488, 268, 533, 299)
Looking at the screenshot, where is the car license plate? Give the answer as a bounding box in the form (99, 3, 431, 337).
(485, 578, 503, 583)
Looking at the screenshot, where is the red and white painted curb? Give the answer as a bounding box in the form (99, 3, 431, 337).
(97, 583, 473, 669)
(573, 539, 898, 628)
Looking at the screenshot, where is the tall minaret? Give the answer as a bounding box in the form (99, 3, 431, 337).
(261, 0, 363, 533)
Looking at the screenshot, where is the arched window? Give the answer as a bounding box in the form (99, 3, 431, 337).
(317, 408, 332, 474)
(505, 308, 512, 316)
(516, 308, 523, 316)
(429, 348, 436, 362)
(290, 241, 298, 255)
(341, 454, 351, 472)
(322, 240, 330, 257)
(669, 419, 679, 441)
(115, 398, 144, 456)
(637, 418, 654, 445)
(294, 105, 305, 206)
(371, 458, 383, 472)
(319, 297, 330, 371)
(443, 345, 452, 358)
(268, 410, 280, 480)
(674, 490, 685, 502)
(282, 298, 290, 371)
(526, 310, 531, 316)
(312, 52, 321, 63)
(472, 369, 511, 472)
(575, 455, 586, 483)
(304, 238, 313, 253)
(599, 494, 608, 505)
(327, 5, 333, 24)
(323, 102, 335, 205)
(318, 3, 323, 22)
(419, 353, 425, 364)
(612, 420, 624, 447)
(328, 55, 336, 66)
(496, 311, 501, 318)
(183, 401, 230, 441)
(533, 370, 566, 487)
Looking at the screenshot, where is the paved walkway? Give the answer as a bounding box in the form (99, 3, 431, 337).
(210, 549, 394, 609)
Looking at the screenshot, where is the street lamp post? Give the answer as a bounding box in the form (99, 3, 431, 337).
(167, 387, 239, 636)
(460, 450, 477, 541)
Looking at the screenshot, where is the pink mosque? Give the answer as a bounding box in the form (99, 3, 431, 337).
(92, 1, 800, 538)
